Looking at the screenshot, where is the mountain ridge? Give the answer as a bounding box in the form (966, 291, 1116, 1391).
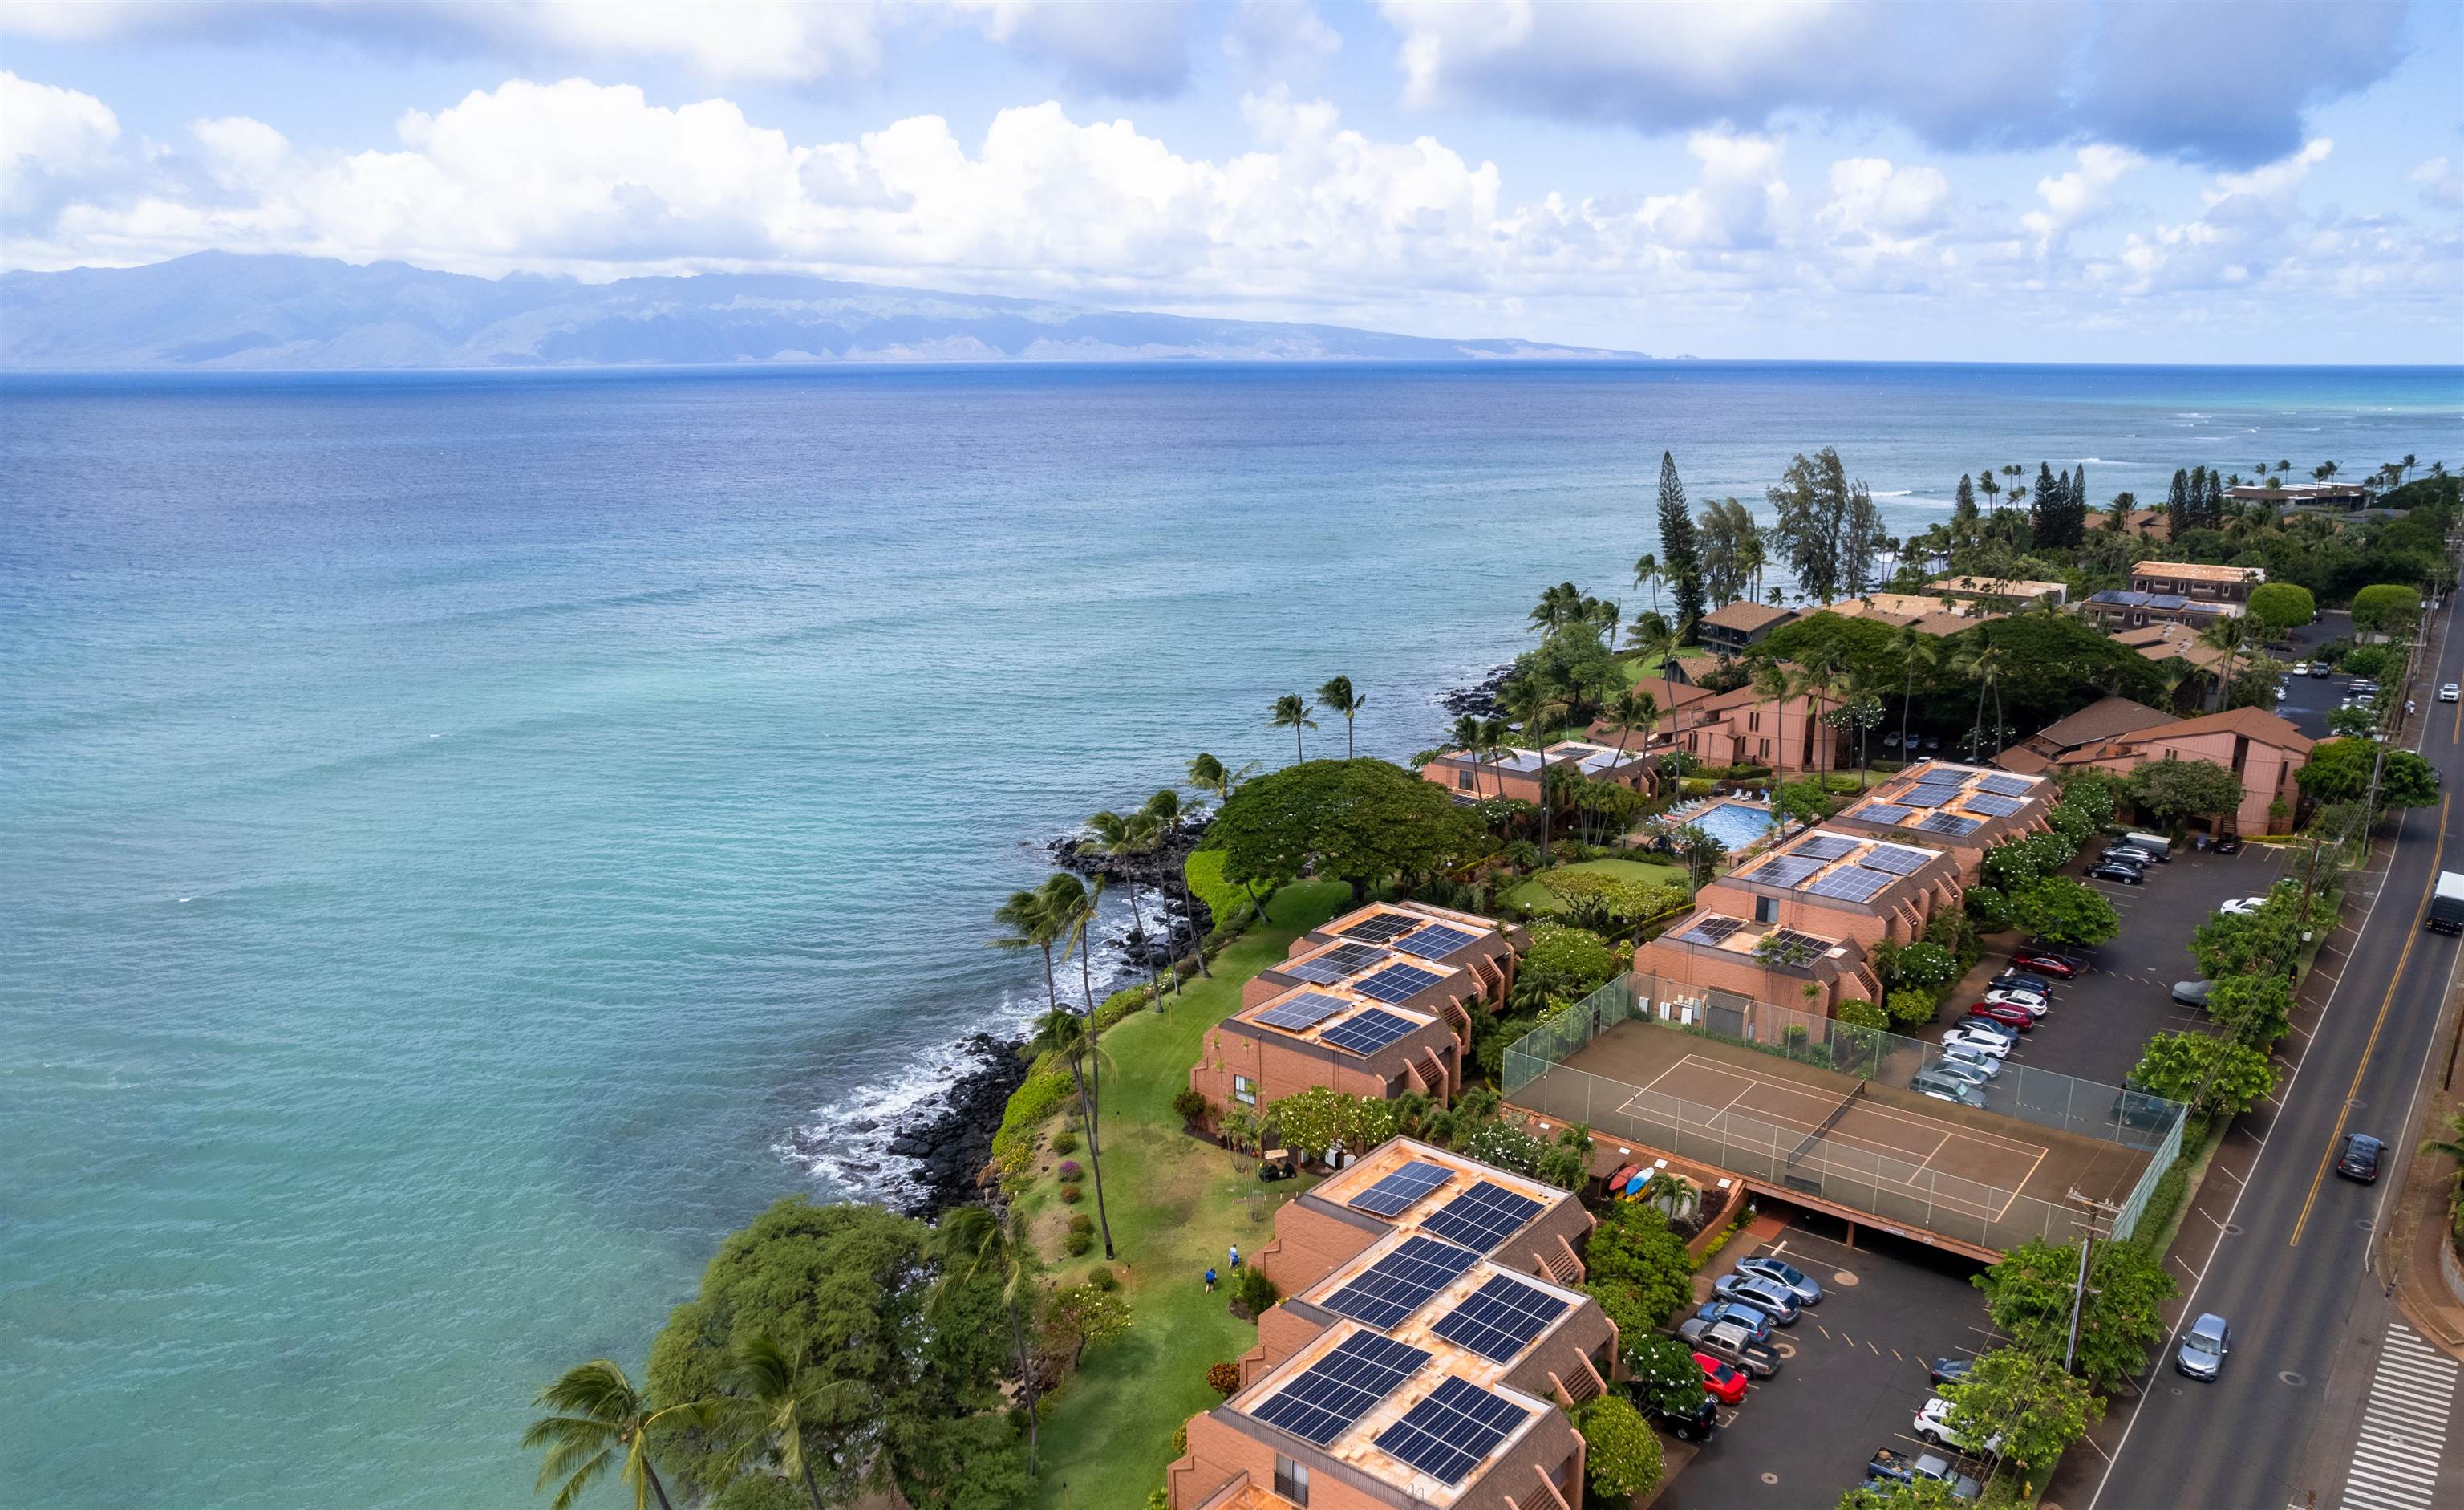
(0, 253, 1649, 371)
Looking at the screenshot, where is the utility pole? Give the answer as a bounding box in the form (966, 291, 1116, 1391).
(2063, 1191, 2126, 1374)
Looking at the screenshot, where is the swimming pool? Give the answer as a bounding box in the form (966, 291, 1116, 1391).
(1684, 801, 1779, 853)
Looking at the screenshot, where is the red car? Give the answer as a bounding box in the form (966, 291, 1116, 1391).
(2009, 949, 2079, 979)
(1966, 1001, 2035, 1032)
(1695, 1351, 1750, 1404)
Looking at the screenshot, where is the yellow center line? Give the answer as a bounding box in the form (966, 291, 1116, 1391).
(2288, 791, 2451, 1247)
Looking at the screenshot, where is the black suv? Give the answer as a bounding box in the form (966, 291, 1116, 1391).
(2336, 1133, 2384, 1183)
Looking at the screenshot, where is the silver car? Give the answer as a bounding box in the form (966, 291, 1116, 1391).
(2178, 1313, 2230, 1379)
(1710, 1272, 1801, 1325)
(1734, 1255, 1824, 1306)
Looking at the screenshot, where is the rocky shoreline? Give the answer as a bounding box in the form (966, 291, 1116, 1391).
(878, 1031, 1035, 1218)
(1437, 664, 1514, 719)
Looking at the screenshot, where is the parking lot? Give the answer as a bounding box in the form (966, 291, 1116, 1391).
(1658, 1218, 2000, 1509)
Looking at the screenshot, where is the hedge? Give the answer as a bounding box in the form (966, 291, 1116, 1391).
(990, 1065, 1076, 1175)
(1184, 846, 1250, 933)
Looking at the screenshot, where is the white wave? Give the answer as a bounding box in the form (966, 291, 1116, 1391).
(1870, 489, 1914, 497)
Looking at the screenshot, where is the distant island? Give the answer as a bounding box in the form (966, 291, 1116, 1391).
(0, 252, 1650, 371)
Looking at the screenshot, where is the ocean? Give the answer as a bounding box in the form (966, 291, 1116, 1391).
(3, 361, 2458, 1507)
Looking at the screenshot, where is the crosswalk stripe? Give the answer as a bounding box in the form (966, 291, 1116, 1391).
(2348, 1442, 2430, 1471)
(2372, 1354, 2457, 1382)
(2372, 1360, 2457, 1391)
(2337, 1324, 2458, 1510)
(2363, 1396, 2452, 1429)
(2343, 1459, 2434, 1495)
(2340, 1475, 2434, 1507)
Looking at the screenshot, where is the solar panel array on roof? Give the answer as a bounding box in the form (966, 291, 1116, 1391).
(1256, 991, 1349, 1031)
(1250, 1332, 1431, 1445)
(1353, 962, 1445, 1003)
(1858, 844, 1933, 876)
(1421, 1180, 1547, 1252)
(1809, 867, 1891, 903)
(1854, 802, 1915, 825)
(1747, 854, 1823, 888)
(1321, 1236, 1482, 1330)
(1898, 782, 1962, 809)
(2148, 593, 2190, 610)
(1968, 792, 2026, 818)
(1350, 1160, 1455, 1218)
(1760, 927, 1832, 964)
(1676, 915, 1746, 947)
(1792, 834, 1860, 861)
(1396, 923, 1481, 960)
(1321, 1009, 1421, 1057)
(1431, 1275, 1572, 1363)
(1374, 1376, 1533, 1485)
(1979, 773, 2036, 798)
(1340, 912, 1420, 944)
(1919, 811, 1981, 836)
(1284, 940, 1389, 984)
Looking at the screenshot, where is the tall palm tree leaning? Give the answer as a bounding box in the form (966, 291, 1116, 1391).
(1142, 786, 1210, 976)
(2200, 614, 2251, 711)
(1086, 809, 1169, 1008)
(523, 1359, 691, 1510)
(1316, 675, 1367, 757)
(1599, 688, 1660, 806)
(1186, 751, 1255, 810)
(1955, 639, 2008, 757)
(1632, 552, 1660, 616)
(1269, 694, 1315, 764)
(1032, 1003, 1116, 1259)
(935, 1205, 1040, 1479)
(1040, 871, 1107, 1110)
(1889, 624, 1936, 759)
(1502, 679, 1571, 867)
(707, 1335, 854, 1510)
(1749, 657, 1801, 773)
(990, 885, 1064, 1021)
(1448, 713, 1492, 802)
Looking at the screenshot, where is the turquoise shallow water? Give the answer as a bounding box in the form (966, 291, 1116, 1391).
(3, 363, 2458, 1507)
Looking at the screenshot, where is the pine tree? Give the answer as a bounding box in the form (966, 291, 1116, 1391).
(2032, 461, 2059, 545)
(1657, 451, 1708, 643)
(2203, 466, 2225, 527)
(2167, 467, 2191, 529)
(2072, 464, 2087, 525)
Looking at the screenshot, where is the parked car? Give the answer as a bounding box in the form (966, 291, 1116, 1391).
(2336, 1132, 2385, 1183)
(1991, 969, 2055, 996)
(1694, 1352, 1749, 1405)
(1710, 1273, 1801, 1325)
(1966, 1001, 2035, 1032)
(1913, 1071, 1988, 1107)
(1882, 731, 1903, 749)
(1942, 1025, 2014, 1057)
(1678, 1316, 1781, 1378)
(1866, 1447, 1981, 1500)
(2216, 896, 2269, 916)
(2349, 678, 2380, 694)
(2178, 1313, 2231, 1379)
(1733, 1254, 1824, 1306)
(1634, 1380, 1720, 1441)
(2009, 948, 2080, 978)
(2172, 979, 2213, 1007)
(2443, 684, 2460, 704)
(1927, 1355, 1974, 1388)
(1915, 1396, 2004, 1455)
(1923, 1057, 1993, 1087)
(2290, 661, 2311, 675)
(2086, 860, 2146, 884)
(2310, 661, 2333, 677)
(2101, 844, 2160, 867)
(1923, 735, 1941, 752)
(1939, 1043, 2004, 1078)
(1982, 986, 2049, 1015)
(1691, 1299, 1773, 1343)
(2215, 835, 2245, 855)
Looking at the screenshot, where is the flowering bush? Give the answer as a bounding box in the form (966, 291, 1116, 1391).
(1060, 1183, 1084, 1204)
(1059, 1159, 1084, 1182)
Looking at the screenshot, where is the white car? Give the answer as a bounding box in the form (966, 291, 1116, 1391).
(2290, 661, 2311, 675)
(2216, 897, 2269, 916)
(1938, 1044, 2004, 1078)
(1915, 1397, 2003, 1455)
(1982, 987, 2049, 1017)
(2442, 684, 2459, 704)
(1941, 1025, 2012, 1058)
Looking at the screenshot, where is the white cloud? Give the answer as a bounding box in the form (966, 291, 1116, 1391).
(2, 71, 124, 223)
(1820, 157, 1948, 241)
(2414, 156, 2464, 213)
(1635, 132, 1789, 250)
(1223, 0, 1341, 74)
(2021, 144, 2142, 250)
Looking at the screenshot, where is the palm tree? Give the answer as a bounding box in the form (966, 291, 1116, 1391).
(2314, 461, 2340, 485)
(2000, 464, 2024, 511)
(1269, 694, 1315, 764)
(1976, 469, 2000, 516)
(706, 1336, 852, 1510)
(935, 1205, 1041, 1478)
(1954, 639, 2007, 757)
(1087, 809, 1168, 1007)
(1798, 644, 1846, 781)
(522, 1360, 691, 1510)
(2157, 660, 2194, 713)
(1187, 752, 1256, 810)
(1888, 624, 1936, 759)
(2201, 615, 2251, 710)
(1632, 552, 1660, 615)
(1478, 716, 1512, 811)
(1143, 786, 1210, 977)
(990, 887, 1064, 1018)
(1032, 1005, 1116, 1259)
(1448, 713, 1492, 802)
(1042, 871, 1108, 1110)
(1316, 675, 1367, 757)
(1503, 680, 1570, 866)
(1749, 656, 1799, 773)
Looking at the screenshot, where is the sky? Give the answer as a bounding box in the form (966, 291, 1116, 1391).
(2, 0, 2460, 362)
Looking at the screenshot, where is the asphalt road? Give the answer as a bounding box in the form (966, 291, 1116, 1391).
(2083, 590, 2464, 1510)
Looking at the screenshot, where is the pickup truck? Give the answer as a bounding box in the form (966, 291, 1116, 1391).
(1866, 1447, 1983, 1501)
(1676, 1317, 1782, 1378)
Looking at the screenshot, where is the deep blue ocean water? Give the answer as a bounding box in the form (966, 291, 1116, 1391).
(4, 362, 2458, 1507)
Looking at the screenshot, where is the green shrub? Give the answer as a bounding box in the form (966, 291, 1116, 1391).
(1064, 1228, 1094, 1256)
(1060, 1184, 1083, 1204)
(1068, 1212, 1095, 1236)
(1836, 998, 1889, 1030)
(990, 1067, 1076, 1173)
(1231, 1264, 1278, 1316)
(1171, 1087, 1212, 1124)
(1050, 1129, 1079, 1156)
(1886, 988, 1939, 1028)
(1573, 1394, 1664, 1500)
(1088, 1264, 1118, 1291)
(1094, 985, 1152, 1033)
(1205, 1361, 1242, 1396)
(1184, 846, 1251, 935)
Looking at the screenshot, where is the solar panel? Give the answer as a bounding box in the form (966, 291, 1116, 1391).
(1808, 867, 1891, 902)
(1853, 802, 1915, 825)
(1430, 1274, 1571, 1363)
(1792, 834, 1859, 861)
(1256, 991, 1349, 1031)
(1746, 854, 1822, 888)
(1968, 792, 2025, 818)
(1676, 915, 1745, 947)
(1979, 773, 2036, 798)
(1250, 1332, 1432, 1445)
(1339, 913, 1420, 944)
(1351, 1160, 1455, 1217)
(1321, 1236, 1482, 1330)
(1320, 1009, 1421, 1057)
(1284, 940, 1388, 984)
(1396, 923, 1481, 960)
(1918, 811, 1981, 836)
(1858, 845, 1932, 876)
(1421, 1181, 1546, 1252)
(1760, 927, 1831, 964)
(1374, 1376, 1533, 1485)
(1352, 962, 1444, 1002)
(1897, 782, 1963, 809)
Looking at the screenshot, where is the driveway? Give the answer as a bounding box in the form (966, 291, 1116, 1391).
(1657, 1220, 1998, 1510)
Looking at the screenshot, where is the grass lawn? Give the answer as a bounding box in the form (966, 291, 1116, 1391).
(1619, 650, 1669, 686)
(1027, 879, 1352, 1510)
(1505, 854, 1689, 912)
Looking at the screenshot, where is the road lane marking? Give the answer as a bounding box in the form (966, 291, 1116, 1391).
(2291, 792, 2452, 1248)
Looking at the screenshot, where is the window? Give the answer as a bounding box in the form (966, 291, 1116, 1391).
(1275, 1455, 1311, 1504)
(1457, 769, 1476, 790)
(1748, 712, 1761, 733)
(1754, 895, 1778, 923)
(1234, 1074, 1258, 1106)
(1759, 738, 1771, 758)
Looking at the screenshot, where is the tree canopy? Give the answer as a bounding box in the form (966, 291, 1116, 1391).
(2298, 737, 2440, 809)
(2244, 582, 2316, 636)
(2126, 758, 2244, 825)
(2130, 1031, 2276, 1121)
(2007, 877, 2121, 947)
(1583, 1201, 1695, 1340)
(2351, 583, 2421, 639)
(1939, 1346, 2102, 1474)
(1211, 758, 1482, 903)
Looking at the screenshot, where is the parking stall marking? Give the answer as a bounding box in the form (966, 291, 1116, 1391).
(2336, 1323, 2458, 1510)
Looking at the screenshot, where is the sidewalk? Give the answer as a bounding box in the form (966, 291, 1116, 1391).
(2388, 998, 2464, 1357)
